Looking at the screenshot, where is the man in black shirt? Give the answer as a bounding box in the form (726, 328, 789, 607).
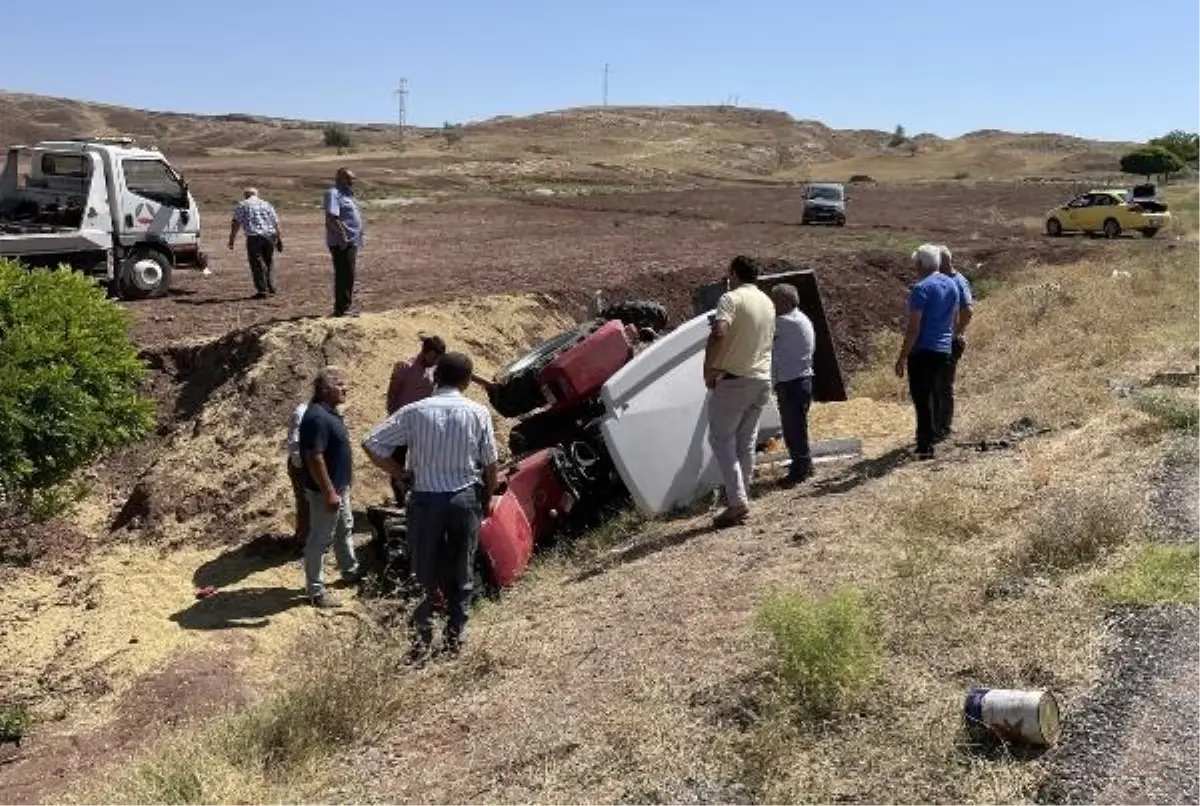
(298, 366, 360, 608)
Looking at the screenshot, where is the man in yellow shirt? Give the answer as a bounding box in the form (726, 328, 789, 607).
(703, 255, 776, 527)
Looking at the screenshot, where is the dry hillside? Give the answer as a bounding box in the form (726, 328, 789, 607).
(0, 91, 1134, 200)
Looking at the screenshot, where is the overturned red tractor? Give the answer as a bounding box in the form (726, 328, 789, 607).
(365, 263, 845, 602)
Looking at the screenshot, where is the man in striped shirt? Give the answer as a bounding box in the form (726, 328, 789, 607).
(362, 352, 499, 659)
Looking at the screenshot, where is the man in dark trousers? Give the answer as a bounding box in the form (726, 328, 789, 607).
(361, 353, 499, 661)
(894, 244, 964, 459)
(298, 366, 360, 608)
(227, 188, 283, 298)
(323, 167, 364, 317)
(935, 244, 974, 442)
(770, 283, 816, 487)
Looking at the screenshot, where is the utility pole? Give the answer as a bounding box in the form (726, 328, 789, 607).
(602, 63, 609, 107)
(394, 78, 408, 153)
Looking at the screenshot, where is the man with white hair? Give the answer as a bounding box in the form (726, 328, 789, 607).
(894, 243, 964, 459)
(228, 187, 283, 299)
(936, 245, 974, 441)
(770, 282, 816, 487)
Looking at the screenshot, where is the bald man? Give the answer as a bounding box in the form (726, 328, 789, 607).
(323, 168, 365, 317)
(228, 187, 282, 298)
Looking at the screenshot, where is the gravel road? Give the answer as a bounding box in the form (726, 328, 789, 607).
(1038, 445, 1199, 805)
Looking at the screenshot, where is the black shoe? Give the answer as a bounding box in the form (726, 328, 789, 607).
(309, 592, 342, 609)
(407, 629, 433, 665)
(442, 632, 465, 658)
(252, 291, 268, 300)
(779, 463, 814, 488)
(915, 447, 935, 461)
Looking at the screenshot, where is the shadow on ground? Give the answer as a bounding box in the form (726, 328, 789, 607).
(570, 523, 714, 583)
(170, 586, 305, 630)
(802, 446, 911, 497)
(192, 532, 303, 589)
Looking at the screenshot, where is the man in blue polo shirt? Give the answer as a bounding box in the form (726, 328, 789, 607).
(298, 366, 360, 607)
(323, 167, 364, 317)
(935, 244, 975, 442)
(894, 244, 963, 459)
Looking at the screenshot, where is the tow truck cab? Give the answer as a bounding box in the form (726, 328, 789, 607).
(0, 137, 207, 299)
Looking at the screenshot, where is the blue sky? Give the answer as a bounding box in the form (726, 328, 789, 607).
(5, 0, 1198, 141)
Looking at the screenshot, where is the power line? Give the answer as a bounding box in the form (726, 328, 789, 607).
(394, 78, 408, 152)
(602, 63, 609, 106)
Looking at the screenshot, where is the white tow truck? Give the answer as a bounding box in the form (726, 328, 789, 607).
(0, 137, 207, 299)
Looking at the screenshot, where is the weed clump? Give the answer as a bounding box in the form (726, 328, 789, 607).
(1019, 488, 1138, 574)
(755, 587, 881, 718)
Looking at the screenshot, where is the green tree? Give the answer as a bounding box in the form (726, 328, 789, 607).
(322, 126, 352, 154)
(1148, 130, 1199, 168)
(1119, 146, 1184, 182)
(888, 124, 907, 147)
(0, 260, 154, 511)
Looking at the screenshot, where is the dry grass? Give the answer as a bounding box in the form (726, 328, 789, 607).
(53, 244, 1199, 804)
(1017, 486, 1140, 574)
(68, 627, 414, 804)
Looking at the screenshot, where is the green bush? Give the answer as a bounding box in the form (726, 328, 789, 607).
(322, 126, 352, 152)
(755, 587, 882, 718)
(0, 260, 154, 510)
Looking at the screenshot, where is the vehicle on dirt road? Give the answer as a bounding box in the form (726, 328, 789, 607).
(366, 265, 846, 600)
(0, 137, 207, 299)
(1043, 187, 1172, 239)
(800, 181, 847, 226)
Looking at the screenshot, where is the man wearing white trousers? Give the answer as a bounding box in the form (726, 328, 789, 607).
(703, 255, 776, 529)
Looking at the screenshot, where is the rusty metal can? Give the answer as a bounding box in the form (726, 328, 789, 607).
(964, 687, 1063, 747)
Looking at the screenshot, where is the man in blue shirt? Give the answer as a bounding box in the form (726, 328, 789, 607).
(894, 244, 963, 459)
(935, 245, 975, 442)
(298, 366, 360, 607)
(323, 168, 364, 317)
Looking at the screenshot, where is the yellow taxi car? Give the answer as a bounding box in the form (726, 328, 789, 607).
(1044, 188, 1172, 238)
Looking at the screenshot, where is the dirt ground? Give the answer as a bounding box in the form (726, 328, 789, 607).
(132, 182, 1107, 350)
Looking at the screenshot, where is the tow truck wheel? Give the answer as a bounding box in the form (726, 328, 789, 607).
(119, 248, 173, 300)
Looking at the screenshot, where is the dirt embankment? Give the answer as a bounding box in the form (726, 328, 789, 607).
(589, 243, 1091, 371)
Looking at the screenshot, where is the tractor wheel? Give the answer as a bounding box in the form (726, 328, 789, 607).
(598, 299, 669, 332)
(487, 325, 593, 418)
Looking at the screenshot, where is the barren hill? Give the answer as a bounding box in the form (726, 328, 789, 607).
(0, 91, 1133, 194)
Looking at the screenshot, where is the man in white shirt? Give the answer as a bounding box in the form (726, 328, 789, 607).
(770, 284, 816, 488)
(285, 401, 309, 543)
(362, 352, 499, 660)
